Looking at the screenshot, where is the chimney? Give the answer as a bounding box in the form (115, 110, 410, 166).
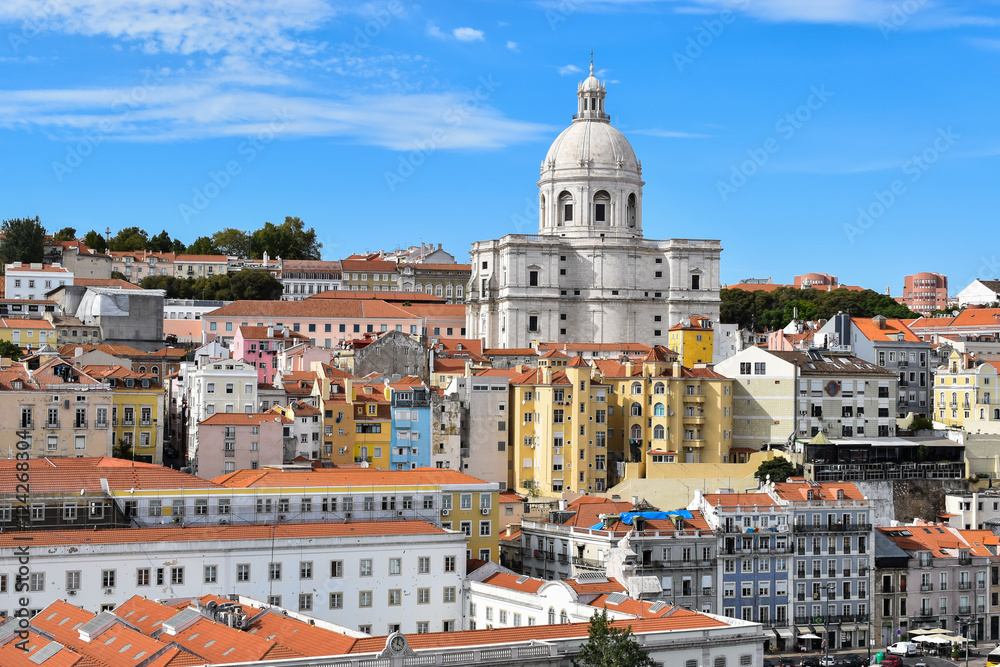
(672, 361, 681, 377)
(267, 325, 274, 338)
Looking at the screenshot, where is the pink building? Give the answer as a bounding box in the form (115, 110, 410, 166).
(793, 272, 839, 289)
(233, 325, 310, 384)
(899, 272, 948, 315)
(195, 412, 289, 478)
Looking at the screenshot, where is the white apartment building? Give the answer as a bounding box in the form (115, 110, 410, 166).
(0, 522, 467, 635)
(5, 262, 73, 300)
(183, 357, 258, 472)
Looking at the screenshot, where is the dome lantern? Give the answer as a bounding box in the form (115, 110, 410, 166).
(576, 59, 608, 123)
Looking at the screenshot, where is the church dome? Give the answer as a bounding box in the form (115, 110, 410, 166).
(543, 120, 639, 175)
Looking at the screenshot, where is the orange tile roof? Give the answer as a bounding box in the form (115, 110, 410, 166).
(31, 599, 165, 667)
(246, 611, 358, 656)
(75, 278, 144, 290)
(702, 492, 782, 509)
(310, 290, 444, 303)
(770, 481, 866, 502)
(950, 308, 1000, 327)
(174, 254, 230, 262)
(0, 521, 446, 548)
(199, 412, 291, 426)
(480, 571, 544, 594)
(0, 630, 83, 667)
(589, 594, 674, 617)
(850, 317, 921, 342)
(483, 348, 537, 356)
(0, 317, 55, 329)
(340, 259, 397, 272)
(564, 577, 627, 595)
(401, 262, 472, 271)
(566, 355, 589, 368)
(212, 466, 493, 488)
(6, 263, 71, 273)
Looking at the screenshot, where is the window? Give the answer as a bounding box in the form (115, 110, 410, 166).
(66, 571, 81, 590)
(418, 588, 430, 604)
(419, 556, 430, 574)
(237, 564, 250, 581)
(360, 559, 373, 576)
(389, 558, 401, 575)
(330, 592, 343, 609)
(444, 556, 457, 572)
(359, 590, 373, 608)
(444, 587, 456, 603)
(171, 567, 184, 585)
(204, 565, 217, 584)
(300, 561, 313, 579)
(137, 568, 151, 586)
(299, 594, 313, 611)
(269, 562, 282, 580)
(388, 589, 402, 605)
(102, 570, 116, 588)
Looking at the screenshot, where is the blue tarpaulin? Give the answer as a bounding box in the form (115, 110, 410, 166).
(589, 510, 692, 530)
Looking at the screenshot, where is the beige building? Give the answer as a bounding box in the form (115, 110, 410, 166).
(173, 254, 230, 280)
(934, 350, 1000, 431)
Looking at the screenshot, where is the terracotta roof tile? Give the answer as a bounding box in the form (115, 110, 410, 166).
(199, 412, 291, 426)
(207, 299, 420, 320)
(212, 466, 493, 488)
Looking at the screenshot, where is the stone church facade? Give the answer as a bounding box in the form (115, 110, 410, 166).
(466, 64, 722, 349)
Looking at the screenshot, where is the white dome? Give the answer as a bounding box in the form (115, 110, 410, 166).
(580, 74, 602, 93)
(543, 120, 639, 176)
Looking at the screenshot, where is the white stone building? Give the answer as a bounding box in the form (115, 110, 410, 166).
(0, 522, 466, 634)
(447, 374, 510, 489)
(182, 356, 258, 472)
(5, 262, 73, 300)
(467, 63, 722, 349)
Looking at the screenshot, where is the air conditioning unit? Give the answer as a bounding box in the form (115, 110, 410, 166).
(344, 512, 352, 519)
(442, 509, 450, 516)
(481, 508, 490, 515)
(104, 588, 113, 595)
(219, 519, 229, 525)
(397, 511, 405, 517)
(278, 514, 286, 521)
(68, 590, 77, 596)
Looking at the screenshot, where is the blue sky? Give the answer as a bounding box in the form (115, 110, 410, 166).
(1, 0, 998, 295)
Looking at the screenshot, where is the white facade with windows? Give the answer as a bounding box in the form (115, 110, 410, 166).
(4, 262, 74, 301)
(467, 64, 721, 348)
(0, 523, 466, 635)
(182, 357, 258, 468)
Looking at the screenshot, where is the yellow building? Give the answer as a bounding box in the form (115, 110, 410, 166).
(0, 317, 56, 350)
(311, 362, 358, 465)
(667, 315, 714, 367)
(510, 347, 733, 498)
(935, 350, 1000, 429)
(87, 366, 165, 464)
(346, 379, 392, 468)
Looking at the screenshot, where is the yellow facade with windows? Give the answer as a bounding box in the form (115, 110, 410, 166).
(667, 317, 714, 367)
(111, 380, 165, 464)
(510, 349, 733, 498)
(935, 350, 1000, 429)
(0, 318, 56, 350)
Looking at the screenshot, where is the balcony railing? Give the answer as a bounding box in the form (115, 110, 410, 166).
(959, 582, 972, 590)
(96, 421, 108, 429)
(921, 584, 933, 592)
(794, 523, 872, 534)
(74, 420, 87, 429)
(224, 450, 235, 457)
(46, 421, 59, 429)
(959, 605, 972, 614)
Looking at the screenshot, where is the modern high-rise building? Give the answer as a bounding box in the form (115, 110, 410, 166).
(899, 272, 948, 315)
(466, 63, 722, 349)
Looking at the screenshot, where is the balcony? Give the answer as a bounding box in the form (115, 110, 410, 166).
(959, 582, 972, 590)
(794, 523, 872, 534)
(46, 421, 60, 429)
(979, 604, 987, 613)
(920, 583, 933, 592)
(140, 419, 152, 427)
(224, 450, 235, 458)
(959, 557, 972, 566)
(682, 414, 706, 425)
(959, 605, 972, 615)
(74, 420, 87, 429)
(913, 609, 937, 619)
(96, 421, 108, 429)
(683, 394, 706, 403)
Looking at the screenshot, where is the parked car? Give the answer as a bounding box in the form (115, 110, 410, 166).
(800, 659, 820, 667)
(876, 656, 903, 667)
(887, 642, 918, 657)
(839, 656, 863, 667)
(764, 660, 775, 667)
(819, 657, 836, 666)
(780, 660, 796, 667)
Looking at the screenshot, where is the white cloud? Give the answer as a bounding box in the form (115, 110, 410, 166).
(558, 64, 582, 75)
(453, 27, 485, 41)
(0, 0, 336, 56)
(506, 40, 519, 51)
(426, 22, 447, 39)
(0, 78, 554, 150)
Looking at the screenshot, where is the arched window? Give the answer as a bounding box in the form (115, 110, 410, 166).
(151, 367, 159, 375)
(654, 403, 665, 416)
(456, 285, 464, 298)
(558, 191, 574, 226)
(981, 409, 986, 420)
(630, 381, 642, 395)
(653, 424, 665, 440)
(631, 403, 642, 417)
(540, 194, 547, 228)
(630, 424, 642, 441)
(593, 190, 610, 225)
(952, 392, 958, 405)
(985, 392, 991, 404)
(653, 382, 665, 395)
(560, 610, 568, 624)
(994, 409, 1000, 420)
(626, 193, 637, 227)
(137, 366, 146, 373)
(445, 285, 453, 298)
(548, 607, 555, 624)
(435, 285, 443, 297)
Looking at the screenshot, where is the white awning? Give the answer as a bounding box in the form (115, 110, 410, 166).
(776, 627, 794, 639)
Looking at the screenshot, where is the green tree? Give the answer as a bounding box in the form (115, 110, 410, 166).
(148, 229, 184, 254)
(187, 236, 220, 255)
(0, 340, 24, 360)
(754, 456, 796, 484)
(52, 226, 77, 242)
(230, 269, 284, 300)
(106, 226, 149, 252)
(573, 608, 655, 667)
(249, 216, 322, 260)
(0, 216, 46, 269)
(212, 228, 252, 258)
(112, 437, 134, 461)
(82, 230, 108, 253)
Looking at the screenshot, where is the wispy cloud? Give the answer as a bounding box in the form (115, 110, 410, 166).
(453, 27, 485, 41)
(631, 128, 711, 139)
(0, 0, 337, 56)
(506, 40, 519, 51)
(426, 22, 447, 39)
(0, 78, 554, 150)
(558, 64, 582, 75)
